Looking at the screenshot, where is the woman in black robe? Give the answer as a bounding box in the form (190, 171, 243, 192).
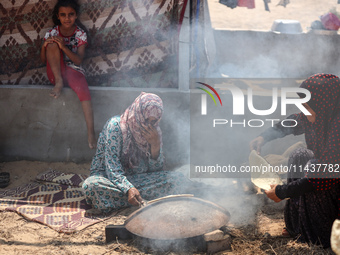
(250, 73, 340, 248)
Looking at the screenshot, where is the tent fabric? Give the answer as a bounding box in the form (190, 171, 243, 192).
(0, 0, 187, 88)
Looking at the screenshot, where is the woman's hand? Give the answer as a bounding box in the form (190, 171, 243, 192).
(141, 124, 161, 159)
(249, 136, 265, 154)
(128, 187, 143, 206)
(141, 124, 160, 146)
(264, 184, 282, 203)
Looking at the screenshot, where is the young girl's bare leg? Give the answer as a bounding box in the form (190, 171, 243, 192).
(81, 100, 96, 149)
(46, 43, 64, 98)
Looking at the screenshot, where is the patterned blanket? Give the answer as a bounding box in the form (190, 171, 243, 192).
(0, 0, 187, 88)
(0, 169, 113, 233)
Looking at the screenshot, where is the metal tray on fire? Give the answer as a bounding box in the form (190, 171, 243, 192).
(124, 195, 230, 240)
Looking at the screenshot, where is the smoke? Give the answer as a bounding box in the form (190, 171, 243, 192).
(173, 165, 263, 226)
(181, 77, 309, 228)
(115, 1, 340, 250)
(160, 92, 191, 169)
(129, 3, 340, 245)
(178, 11, 340, 229)
(219, 55, 282, 78)
(210, 30, 340, 79)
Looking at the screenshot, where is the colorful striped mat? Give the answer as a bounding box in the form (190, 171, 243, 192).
(0, 169, 112, 233)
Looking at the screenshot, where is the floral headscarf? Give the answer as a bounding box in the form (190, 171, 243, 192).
(120, 92, 163, 169)
(299, 74, 340, 190)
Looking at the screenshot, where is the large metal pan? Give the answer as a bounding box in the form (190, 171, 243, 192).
(124, 195, 230, 240)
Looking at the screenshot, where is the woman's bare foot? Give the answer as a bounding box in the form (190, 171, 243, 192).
(50, 80, 63, 99)
(88, 132, 96, 149)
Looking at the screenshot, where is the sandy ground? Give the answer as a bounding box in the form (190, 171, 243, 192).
(2, 1, 340, 254)
(0, 161, 335, 255)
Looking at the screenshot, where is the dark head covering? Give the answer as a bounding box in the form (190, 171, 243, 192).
(300, 74, 340, 190)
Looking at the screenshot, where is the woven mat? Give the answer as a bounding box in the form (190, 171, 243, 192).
(0, 169, 113, 233)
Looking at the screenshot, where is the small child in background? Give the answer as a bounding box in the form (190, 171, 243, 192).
(40, 0, 96, 149)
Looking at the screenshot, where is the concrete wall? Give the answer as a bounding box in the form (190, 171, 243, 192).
(0, 1, 192, 167)
(0, 82, 305, 170)
(211, 30, 340, 78)
(3, 29, 336, 166)
(0, 86, 190, 167)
